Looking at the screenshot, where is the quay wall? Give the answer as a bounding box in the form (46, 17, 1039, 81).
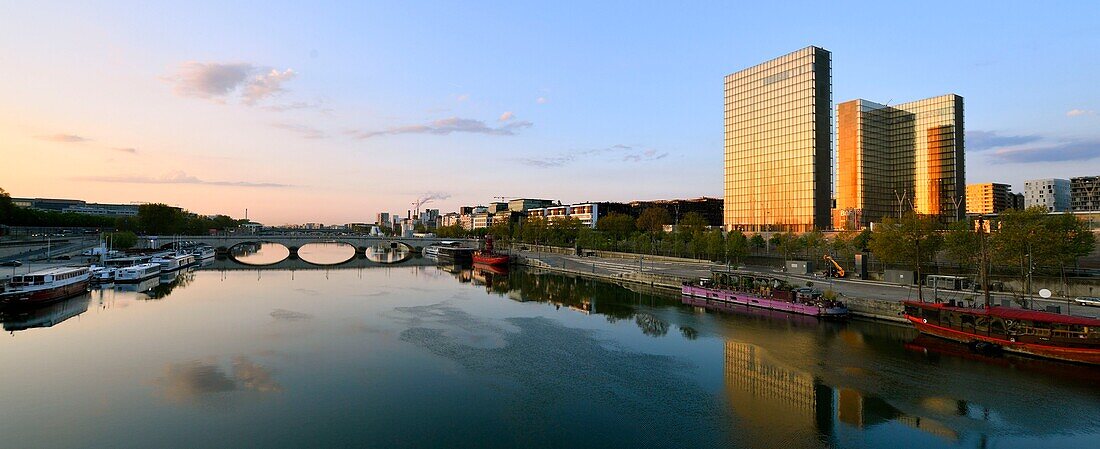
(514, 254, 908, 323)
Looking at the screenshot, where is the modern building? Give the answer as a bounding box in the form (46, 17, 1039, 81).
(12, 197, 139, 217)
(375, 212, 390, 228)
(1024, 178, 1070, 212)
(628, 197, 723, 227)
(834, 94, 965, 229)
(1070, 176, 1100, 212)
(966, 183, 1012, 215)
(440, 212, 461, 228)
(1010, 192, 1025, 210)
(527, 202, 632, 228)
(724, 46, 832, 232)
(508, 198, 556, 213)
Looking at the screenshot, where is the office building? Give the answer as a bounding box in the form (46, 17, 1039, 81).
(724, 46, 832, 232)
(12, 197, 139, 217)
(375, 212, 390, 228)
(628, 197, 723, 227)
(965, 183, 1012, 215)
(1024, 178, 1070, 212)
(508, 198, 556, 213)
(1071, 176, 1100, 211)
(527, 202, 632, 228)
(834, 94, 965, 229)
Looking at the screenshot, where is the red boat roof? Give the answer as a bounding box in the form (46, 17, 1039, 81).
(904, 301, 1100, 326)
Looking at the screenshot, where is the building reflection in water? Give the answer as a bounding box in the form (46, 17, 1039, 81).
(723, 340, 964, 448)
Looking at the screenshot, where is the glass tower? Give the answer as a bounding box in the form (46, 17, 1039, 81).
(724, 46, 832, 232)
(835, 94, 965, 228)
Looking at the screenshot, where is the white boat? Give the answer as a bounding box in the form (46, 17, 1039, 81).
(151, 253, 196, 272)
(115, 263, 163, 283)
(423, 241, 460, 259)
(1, 266, 91, 305)
(190, 246, 216, 260)
(89, 265, 117, 283)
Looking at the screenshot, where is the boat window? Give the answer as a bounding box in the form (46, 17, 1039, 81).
(961, 315, 974, 326)
(990, 319, 1005, 334)
(923, 309, 940, 323)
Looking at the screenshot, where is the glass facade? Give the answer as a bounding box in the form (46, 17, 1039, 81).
(834, 94, 965, 228)
(724, 46, 832, 232)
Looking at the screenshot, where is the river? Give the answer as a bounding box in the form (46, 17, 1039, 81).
(0, 243, 1097, 448)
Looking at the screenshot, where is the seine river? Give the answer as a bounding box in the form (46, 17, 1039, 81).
(1, 243, 1097, 448)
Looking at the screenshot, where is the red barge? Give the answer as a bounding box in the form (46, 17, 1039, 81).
(1, 266, 91, 306)
(472, 235, 510, 266)
(903, 301, 1100, 365)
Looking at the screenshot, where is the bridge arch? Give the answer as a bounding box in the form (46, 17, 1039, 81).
(225, 241, 292, 266)
(295, 241, 359, 266)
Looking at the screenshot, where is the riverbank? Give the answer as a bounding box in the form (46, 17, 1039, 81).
(512, 252, 909, 323)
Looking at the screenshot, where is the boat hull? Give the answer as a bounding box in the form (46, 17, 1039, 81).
(906, 315, 1100, 365)
(682, 285, 848, 318)
(472, 253, 510, 266)
(0, 279, 90, 306)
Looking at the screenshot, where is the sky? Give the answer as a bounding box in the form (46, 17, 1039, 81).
(1, 1, 1098, 225)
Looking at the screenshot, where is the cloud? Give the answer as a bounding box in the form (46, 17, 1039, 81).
(456, 94, 470, 102)
(153, 356, 281, 405)
(242, 69, 296, 105)
(985, 139, 1100, 164)
(499, 111, 514, 122)
(271, 122, 325, 139)
(36, 133, 90, 143)
(1067, 109, 1095, 117)
(536, 97, 548, 104)
(168, 61, 295, 106)
(76, 171, 293, 188)
(351, 117, 533, 139)
(262, 100, 323, 112)
(514, 144, 668, 168)
(966, 130, 1041, 151)
(112, 147, 138, 154)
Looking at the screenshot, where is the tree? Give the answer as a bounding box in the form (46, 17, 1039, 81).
(679, 212, 708, 235)
(596, 212, 635, 240)
(801, 230, 826, 259)
(990, 207, 1047, 303)
(773, 232, 803, 264)
(726, 230, 749, 266)
(749, 234, 766, 251)
(943, 219, 981, 271)
(868, 213, 944, 301)
(108, 231, 138, 249)
(636, 207, 671, 233)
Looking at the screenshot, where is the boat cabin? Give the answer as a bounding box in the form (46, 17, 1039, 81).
(904, 302, 1100, 348)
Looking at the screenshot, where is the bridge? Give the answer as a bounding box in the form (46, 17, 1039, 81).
(196, 254, 442, 271)
(140, 234, 477, 261)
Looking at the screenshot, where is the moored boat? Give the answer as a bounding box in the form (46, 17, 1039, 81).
(903, 301, 1100, 365)
(472, 235, 510, 266)
(190, 246, 216, 260)
(682, 271, 848, 318)
(0, 266, 91, 306)
(115, 263, 163, 283)
(151, 252, 196, 272)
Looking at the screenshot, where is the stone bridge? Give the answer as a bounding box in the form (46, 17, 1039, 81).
(142, 234, 477, 257)
(196, 254, 442, 271)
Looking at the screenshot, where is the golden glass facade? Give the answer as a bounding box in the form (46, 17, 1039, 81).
(834, 94, 964, 228)
(724, 46, 832, 232)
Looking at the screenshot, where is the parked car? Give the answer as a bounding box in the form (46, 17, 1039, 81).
(0, 260, 23, 267)
(1074, 297, 1100, 307)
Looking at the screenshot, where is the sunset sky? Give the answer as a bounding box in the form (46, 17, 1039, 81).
(2, 1, 1098, 224)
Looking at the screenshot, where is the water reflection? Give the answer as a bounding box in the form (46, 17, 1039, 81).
(154, 356, 282, 406)
(231, 242, 290, 265)
(364, 244, 411, 264)
(0, 294, 90, 332)
(298, 242, 356, 265)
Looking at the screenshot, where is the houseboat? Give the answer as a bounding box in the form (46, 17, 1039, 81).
(151, 253, 196, 272)
(903, 301, 1100, 365)
(437, 246, 475, 265)
(115, 263, 163, 283)
(682, 271, 849, 318)
(190, 245, 216, 260)
(0, 266, 91, 305)
(423, 241, 460, 259)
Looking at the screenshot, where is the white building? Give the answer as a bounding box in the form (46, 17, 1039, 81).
(1024, 178, 1070, 212)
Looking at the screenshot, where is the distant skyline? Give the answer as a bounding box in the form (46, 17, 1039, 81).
(2, 1, 1098, 224)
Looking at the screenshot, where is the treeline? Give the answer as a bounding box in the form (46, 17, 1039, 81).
(1, 188, 245, 236)
(438, 205, 1095, 284)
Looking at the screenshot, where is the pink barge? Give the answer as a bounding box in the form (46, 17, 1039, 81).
(681, 271, 849, 319)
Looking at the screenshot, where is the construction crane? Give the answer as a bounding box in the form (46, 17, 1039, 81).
(823, 255, 845, 278)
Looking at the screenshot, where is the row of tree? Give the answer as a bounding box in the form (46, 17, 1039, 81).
(438, 205, 1095, 294)
(1, 188, 246, 237)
